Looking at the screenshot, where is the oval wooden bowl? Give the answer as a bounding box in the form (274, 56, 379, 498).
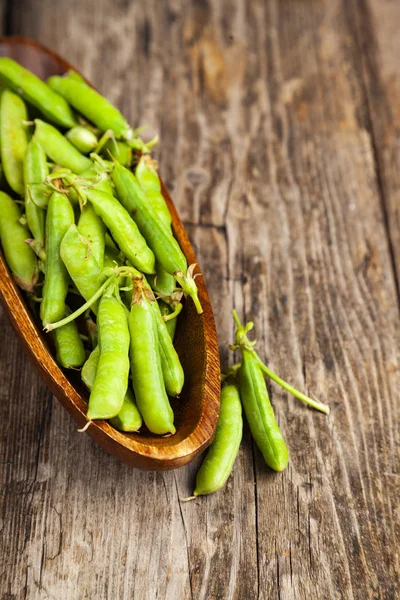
(0, 36, 220, 470)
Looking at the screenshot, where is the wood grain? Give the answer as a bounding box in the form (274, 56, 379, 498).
(1, 0, 399, 598)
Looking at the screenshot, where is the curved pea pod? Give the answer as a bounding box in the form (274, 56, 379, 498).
(33, 119, 92, 174)
(158, 300, 178, 340)
(239, 350, 289, 472)
(60, 224, 102, 313)
(65, 126, 98, 154)
(87, 294, 130, 420)
(147, 263, 176, 297)
(0, 89, 29, 195)
(0, 191, 38, 291)
(0, 58, 77, 128)
(85, 188, 156, 274)
(40, 192, 74, 326)
(111, 163, 202, 312)
(24, 140, 48, 252)
(100, 139, 132, 166)
(47, 73, 132, 138)
(129, 293, 175, 435)
(151, 302, 184, 397)
(81, 344, 100, 389)
(109, 390, 142, 432)
(194, 378, 243, 496)
(135, 155, 171, 227)
(77, 204, 105, 269)
(53, 318, 86, 369)
(82, 345, 142, 431)
(112, 163, 186, 274)
(27, 182, 51, 209)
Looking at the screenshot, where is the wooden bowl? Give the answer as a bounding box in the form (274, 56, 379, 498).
(0, 36, 220, 470)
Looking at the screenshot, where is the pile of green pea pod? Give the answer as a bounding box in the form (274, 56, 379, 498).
(0, 57, 203, 436)
(0, 58, 330, 495)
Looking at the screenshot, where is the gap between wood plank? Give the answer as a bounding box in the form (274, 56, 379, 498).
(345, 0, 400, 306)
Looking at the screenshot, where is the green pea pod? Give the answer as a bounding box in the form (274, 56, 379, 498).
(24, 139, 48, 184)
(124, 275, 182, 389)
(135, 155, 171, 227)
(66, 126, 98, 154)
(85, 188, 156, 274)
(82, 345, 142, 432)
(77, 204, 106, 269)
(81, 344, 100, 389)
(158, 300, 178, 340)
(194, 378, 243, 496)
(111, 163, 202, 313)
(0, 90, 29, 195)
(151, 301, 184, 397)
(47, 73, 132, 138)
(27, 182, 51, 209)
(60, 224, 102, 313)
(53, 319, 86, 369)
(0, 58, 77, 128)
(34, 119, 92, 174)
(147, 263, 176, 297)
(129, 288, 175, 435)
(0, 191, 38, 291)
(40, 192, 74, 326)
(87, 293, 130, 420)
(64, 70, 86, 84)
(135, 155, 160, 193)
(109, 389, 142, 432)
(24, 140, 48, 251)
(239, 350, 289, 472)
(112, 163, 185, 274)
(100, 139, 132, 166)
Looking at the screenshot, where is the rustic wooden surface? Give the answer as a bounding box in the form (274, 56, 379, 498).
(0, 0, 399, 598)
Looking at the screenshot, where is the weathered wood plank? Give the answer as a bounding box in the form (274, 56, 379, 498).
(346, 0, 400, 293)
(0, 0, 398, 599)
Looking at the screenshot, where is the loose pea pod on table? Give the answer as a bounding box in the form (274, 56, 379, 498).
(183, 377, 243, 500)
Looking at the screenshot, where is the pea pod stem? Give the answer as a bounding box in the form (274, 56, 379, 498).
(231, 310, 330, 415)
(44, 274, 116, 332)
(174, 267, 203, 315)
(162, 301, 182, 322)
(256, 359, 330, 415)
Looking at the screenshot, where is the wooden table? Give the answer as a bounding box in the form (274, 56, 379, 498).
(0, 1, 398, 598)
